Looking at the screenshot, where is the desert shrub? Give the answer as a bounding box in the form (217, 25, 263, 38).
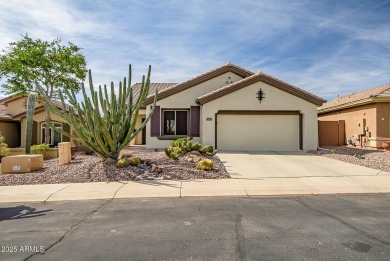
(31, 144, 50, 160)
(165, 137, 217, 159)
(0, 131, 10, 159)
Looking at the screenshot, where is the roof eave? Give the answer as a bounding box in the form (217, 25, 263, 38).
(318, 98, 374, 114)
(144, 64, 254, 105)
(197, 74, 326, 106)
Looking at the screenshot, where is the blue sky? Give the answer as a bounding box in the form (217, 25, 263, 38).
(0, 0, 389, 101)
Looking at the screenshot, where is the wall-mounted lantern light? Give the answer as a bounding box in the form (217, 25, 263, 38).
(256, 88, 265, 103)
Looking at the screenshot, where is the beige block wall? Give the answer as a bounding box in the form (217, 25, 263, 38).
(145, 72, 244, 148)
(202, 81, 319, 151)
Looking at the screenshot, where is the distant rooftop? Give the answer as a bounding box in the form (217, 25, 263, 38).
(318, 83, 390, 112)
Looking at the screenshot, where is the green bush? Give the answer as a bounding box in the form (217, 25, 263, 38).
(31, 144, 50, 160)
(0, 131, 10, 158)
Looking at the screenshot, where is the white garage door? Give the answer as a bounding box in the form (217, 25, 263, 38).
(217, 114, 300, 151)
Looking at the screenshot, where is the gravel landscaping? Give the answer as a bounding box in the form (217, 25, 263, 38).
(0, 146, 230, 186)
(308, 145, 390, 172)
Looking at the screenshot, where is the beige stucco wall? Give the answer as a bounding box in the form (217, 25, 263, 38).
(375, 103, 390, 138)
(319, 103, 390, 147)
(130, 114, 146, 145)
(145, 72, 244, 148)
(3, 96, 43, 116)
(202, 81, 319, 151)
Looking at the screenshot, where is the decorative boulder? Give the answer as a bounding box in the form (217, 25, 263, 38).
(186, 155, 200, 163)
(382, 142, 390, 151)
(151, 164, 163, 173)
(197, 159, 214, 170)
(189, 150, 201, 156)
(119, 149, 133, 159)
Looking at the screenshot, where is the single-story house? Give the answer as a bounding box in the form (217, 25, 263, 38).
(318, 84, 390, 148)
(139, 62, 325, 151)
(0, 95, 71, 148)
(0, 62, 326, 152)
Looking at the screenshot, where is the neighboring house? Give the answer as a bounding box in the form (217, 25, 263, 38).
(318, 84, 390, 148)
(138, 62, 325, 151)
(0, 95, 71, 148)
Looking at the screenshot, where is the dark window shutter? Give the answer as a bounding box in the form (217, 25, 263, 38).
(190, 106, 200, 137)
(150, 106, 160, 137)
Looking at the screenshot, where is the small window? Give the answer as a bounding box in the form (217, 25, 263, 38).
(162, 110, 188, 136)
(41, 122, 63, 146)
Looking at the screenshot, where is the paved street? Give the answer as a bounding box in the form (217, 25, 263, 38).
(1, 195, 389, 261)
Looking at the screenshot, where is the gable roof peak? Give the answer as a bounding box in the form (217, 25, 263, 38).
(144, 62, 254, 105)
(196, 70, 326, 106)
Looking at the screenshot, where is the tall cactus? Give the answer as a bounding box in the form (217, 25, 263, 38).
(25, 93, 36, 154)
(35, 65, 158, 162)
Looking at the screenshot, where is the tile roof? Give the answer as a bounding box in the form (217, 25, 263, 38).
(196, 71, 326, 106)
(130, 83, 177, 103)
(318, 83, 390, 112)
(144, 62, 255, 105)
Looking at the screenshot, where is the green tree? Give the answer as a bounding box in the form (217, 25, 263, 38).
(0, 34, 87, 145)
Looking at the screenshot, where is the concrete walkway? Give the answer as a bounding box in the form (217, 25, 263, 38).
(0, 152, 390, 203)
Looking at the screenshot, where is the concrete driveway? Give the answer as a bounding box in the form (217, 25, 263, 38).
(217, 151, 390, 195)
(218, 151, 389, 179)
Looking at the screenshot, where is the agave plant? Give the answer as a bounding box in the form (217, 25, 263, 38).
(36, 65, 157, 162)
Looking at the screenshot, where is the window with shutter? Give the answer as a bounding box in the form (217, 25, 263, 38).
(150, 106, 160, 137)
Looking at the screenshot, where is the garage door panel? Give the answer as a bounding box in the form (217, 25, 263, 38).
(217, 114, 299, 151)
